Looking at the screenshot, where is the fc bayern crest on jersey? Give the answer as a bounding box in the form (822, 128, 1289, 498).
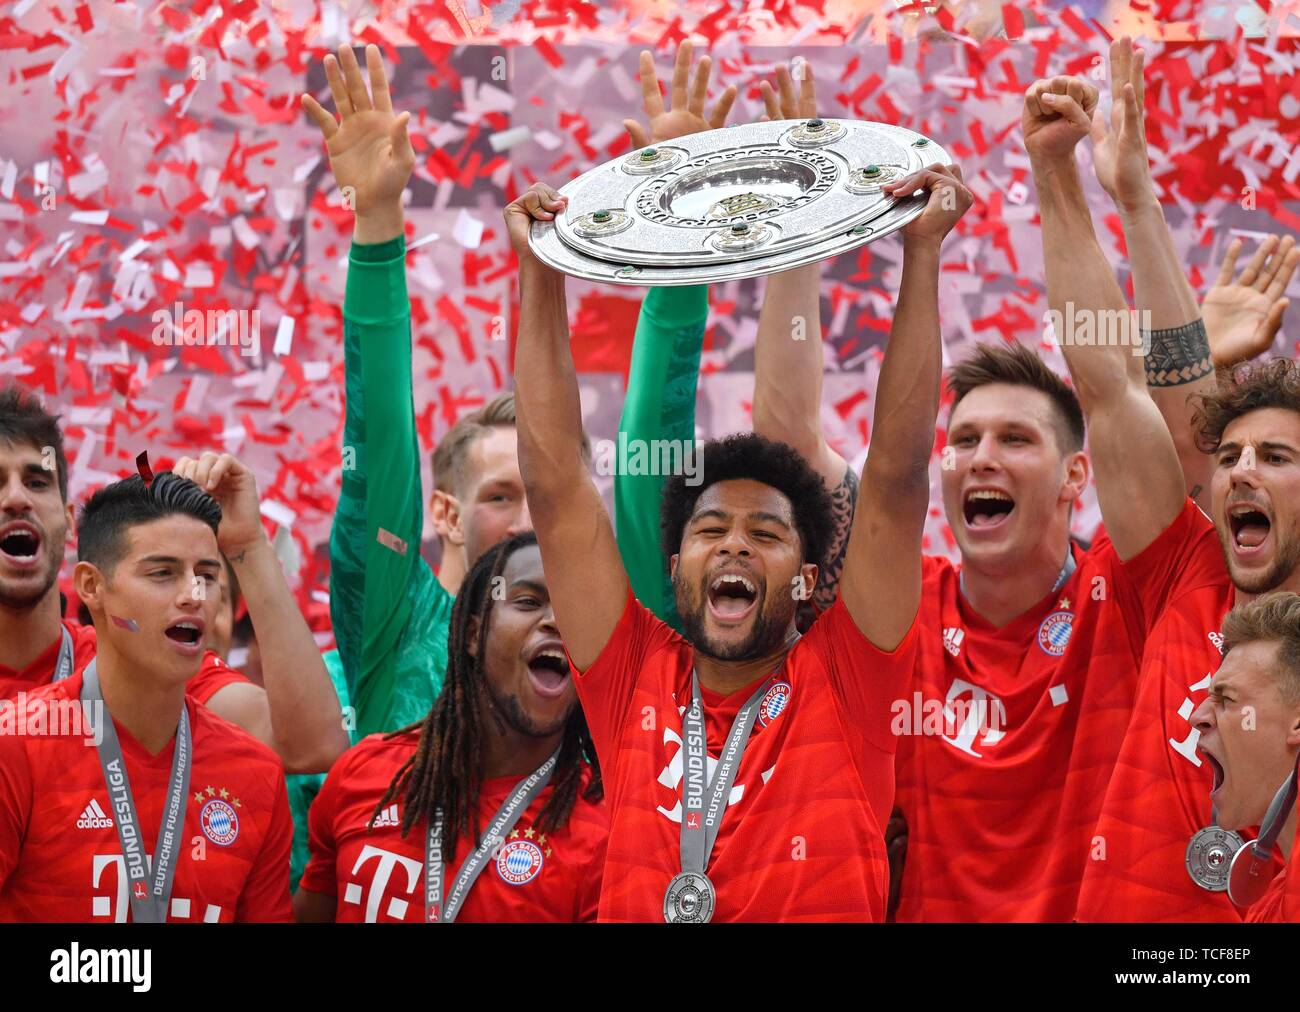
(199, 799, 240, 846)
(496, 840, 544, 886)
(1037, 611, 1074, 657)
(759, 681, 792, 727)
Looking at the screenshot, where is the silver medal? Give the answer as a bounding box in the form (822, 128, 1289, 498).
(1185, 825, 1246, 892)
(664, 871, 716, 924)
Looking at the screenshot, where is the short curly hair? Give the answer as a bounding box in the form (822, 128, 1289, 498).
(659, 433, 835, 570)
(1193, 358, 1300, 454)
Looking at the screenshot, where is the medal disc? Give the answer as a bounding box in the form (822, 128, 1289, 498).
(1185, 825, 1246, 892)
(663, 871, 716, 924)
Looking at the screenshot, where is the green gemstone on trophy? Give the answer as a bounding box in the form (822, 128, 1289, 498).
(592, 209, 612, 223)
(641, 148, 657, 160)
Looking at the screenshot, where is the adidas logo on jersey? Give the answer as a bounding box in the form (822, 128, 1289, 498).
(943, 627, 965, 658)
(1208, 631, 1225, 655)
(77, 799, 113, 830)
(372, 804, 400, 828)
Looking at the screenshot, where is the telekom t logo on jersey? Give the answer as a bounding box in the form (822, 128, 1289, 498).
(91, 854, 221, 922)
(343, 845, 422, 922)
(940, 679, 1007, 758)
(1167, 670, 1215, 768)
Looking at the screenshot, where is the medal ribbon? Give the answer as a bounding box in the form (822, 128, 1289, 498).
(424, 749, 559, 923)
(678, 670, 770, 878)
(81, 661, 191, 923)
(1252, 752, 1300, 857)
(52, 625, 75, 682)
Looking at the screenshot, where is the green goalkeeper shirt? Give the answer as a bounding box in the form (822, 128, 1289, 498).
(330, 234, 453, 739)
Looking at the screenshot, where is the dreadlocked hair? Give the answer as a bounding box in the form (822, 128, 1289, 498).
(371, 531, 601, 862)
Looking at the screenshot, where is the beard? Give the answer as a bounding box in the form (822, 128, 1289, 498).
(0, 532, 62, 611)
(1219, 520, 1300, 596)
(485, 678, 570, 739)
(673, 568, 795, 662)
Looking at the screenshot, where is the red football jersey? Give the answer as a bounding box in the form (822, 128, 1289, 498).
(1245, 817, 1299, 923)
(0, 620, 247, 706)
(574, 590, 913, 922)
(0, 670, 292, 922)
(894, 535, 1147, 922)
(1075, 500, 1245, 921)
(299, 730, 607, 922)
(1245, 868, 1288, 922)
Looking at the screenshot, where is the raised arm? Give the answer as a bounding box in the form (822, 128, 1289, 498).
(751, 64, 854, 608)
(1090, 38, 1216, 509)
(1025, 71, 1185, 561)
(1202, 235, 1297, 369)
(174, 452, 348, 774)
(615, 42, 732, 630)
(617, 286, 705, 631)
(838, 165, 972, 649)
(506, 184, 631, 671)
(304, 45, 450, 736)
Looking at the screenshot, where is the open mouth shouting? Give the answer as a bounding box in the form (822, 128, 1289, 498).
(163, 616, 206, 657)
(963, 488, 1016, 533)
(706, 570, 759, 626)
(0, 521, 42, 571)
(525, 638, 572, 700)
(1226, 500, 1272, 561)
(1203, 747, 1228, 803)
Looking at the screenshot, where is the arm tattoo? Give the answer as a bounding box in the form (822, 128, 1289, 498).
(813, 465, 859, 612)
(1143, 318, 1213, 387)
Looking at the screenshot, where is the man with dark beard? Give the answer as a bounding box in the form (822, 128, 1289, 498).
(507, 159, 972, 920)
(0, 390, 346, 774)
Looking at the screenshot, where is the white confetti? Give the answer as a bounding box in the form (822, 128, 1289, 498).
(260, 498, 297, 529)
(273, 315, 295, 356)
(231, 215, 260, 250)
(488, 125, 532, 152)
(452, 209, 484, 249)
(68, 209, 109, 225)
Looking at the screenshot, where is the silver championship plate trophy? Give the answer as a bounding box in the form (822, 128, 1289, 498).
(528, 118, 950, 286)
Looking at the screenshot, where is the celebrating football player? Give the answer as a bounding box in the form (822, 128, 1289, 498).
(294, 533, 606, 922)
(616, 46, 857, 630)
(0, 471, 292, 921)
(302, 44, 594, 739)
(1190, 593, 1300, 922)
(890, 37, 1299, 926)
(1024, 38, 1300, 921)
(507, 141, 969, 918)
(0, 390, 346, 774)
